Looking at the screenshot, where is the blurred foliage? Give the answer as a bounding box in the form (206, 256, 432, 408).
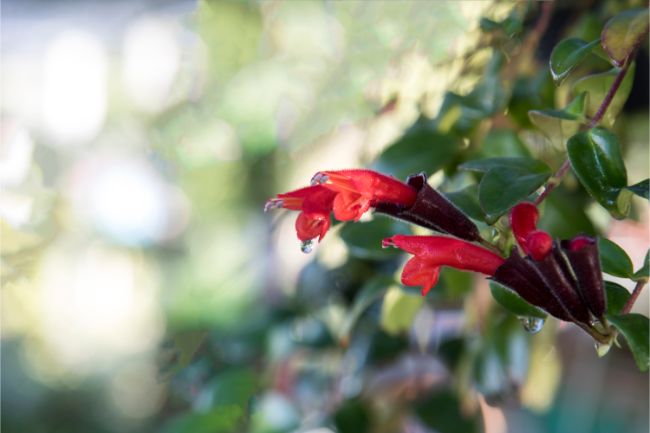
(1, 1, 649, 433)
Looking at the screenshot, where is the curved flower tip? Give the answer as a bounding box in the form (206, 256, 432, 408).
(313, 169, 417, 221)
(384, 235, 505, 296)
(568, 235, 593, 251)
(510, 202, 552, 260)
(526, 230, 553, 261)
(265, 185, 337, 242)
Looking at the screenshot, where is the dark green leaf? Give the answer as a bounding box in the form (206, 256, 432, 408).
(633, 250, 649, 281)
(567, 128, 630, 218)
(627, 179, 650, 200)
(334, 399, 371, 433)
(605, 281, 631, 315)
(607, 313, 650, 371)
(415, 388, 482, 433)
(549, 38, 600, 83)
(572, 64, 635, 127)
(598, 237, 634, 278)
(478, 166, 550, 219)
(342, 276, 392, 337)
(601, 8, 650, 66)
(460, 157, 550, 174)
(339, 218, 410, 260)
(444, 185, 485, 221)
(373, 118, 460, 179)
(490, 282, 548, 319)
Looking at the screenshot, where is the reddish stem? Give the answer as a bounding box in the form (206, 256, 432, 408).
(622, 279, 647, 315)
(535, 54, 634, 205)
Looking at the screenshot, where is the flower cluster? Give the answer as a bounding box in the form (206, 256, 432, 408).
(267, 169, 608, 336)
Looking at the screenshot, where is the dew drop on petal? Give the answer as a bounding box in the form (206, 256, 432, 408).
(310, 172, 329, 186)
(518, 316, 545, 334)
(300, 239, 313, 254)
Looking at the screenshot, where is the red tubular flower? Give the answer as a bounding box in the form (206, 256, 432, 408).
(266, 169, 416, 245)
(382, 235, 505, 296)
(510, 202, 552, 260)
(312, 169, 417, 221)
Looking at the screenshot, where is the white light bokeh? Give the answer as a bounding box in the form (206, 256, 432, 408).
(122, 16, 181, 112)
(65, 154, 189, 246)
(36, 239, 163, 373)
(42, 30, 107, 144)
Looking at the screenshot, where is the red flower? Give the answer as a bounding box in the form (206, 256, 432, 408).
(312, 169, 417, 221)
(266, 169, 417, 245)
(382, 235, 505, 296)
(509, 202, 552, 260)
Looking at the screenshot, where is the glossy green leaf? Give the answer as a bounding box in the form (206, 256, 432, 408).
(339, 218, 410, 260)
(550, 38, 600, 83)
(607, 313, 649, 371)
(490, 282, 548, 319)
(444, 185, 485, 221)
(627, 178, 650, 200)
(601, 8, 650, 66)
(567, 128, 630, 218)
(477, 166, 551, 220)
(633, 250, 649, 281)
(572, 63, 635, 127)
(373, 118, 460, 179)
(598, 237, 634, 278)
(605, 281, 631, 315)
(380, 286, 424, 335)
(528, 93, 588, 146)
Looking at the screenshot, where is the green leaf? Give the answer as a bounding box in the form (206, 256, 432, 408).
(572, 63, 635, 127)
(478, 129, 532, 158)
(598, 237, 634, 278)
(334, 399, 371, 433)
(339, 218, 410, 260)
(567, 128, 630, 218)
(160, 406, 244, 433)
(607, 313, 650, 371)
(380, 286, 424, 335)
(416, 389, 482, 433)
(477, 167, 551, 220)
(605, 281, 631, 315)
(601, 8, 650, 67)
(444, 185, 485, 221)
(341, 276, 392, 337)
(549, 38, 600, 83)
(460, 157, 550, 174)
(528, 93, 587, 146)
(633, 250, 649, 281)
(627, 179, 650, 200)
(373, 118, 460, 179)
(490, 282, 548, 319)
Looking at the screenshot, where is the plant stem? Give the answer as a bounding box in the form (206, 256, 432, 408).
(535, 54, 634, 205)
(622, 279, 648, 314)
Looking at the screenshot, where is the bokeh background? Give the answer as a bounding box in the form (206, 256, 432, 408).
(1, 1, 648, 432)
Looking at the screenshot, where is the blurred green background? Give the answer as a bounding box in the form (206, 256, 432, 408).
(1, 1, 648, 432)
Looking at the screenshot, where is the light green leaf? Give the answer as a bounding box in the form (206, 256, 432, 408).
(601, 8, 650, 66)
(380, 286, 424, 335)
(549, 38, 600, 83)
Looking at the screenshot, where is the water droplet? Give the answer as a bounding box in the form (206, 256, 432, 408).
(310, 172, 329, 185)
(300, 240, 313, 254)
(518, 316, 545, 334)
(264, 199, 283, 212)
